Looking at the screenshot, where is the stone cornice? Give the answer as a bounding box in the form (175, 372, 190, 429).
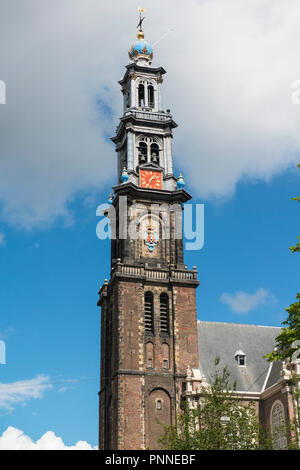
(118, 63, 167, 86)
(112, 181, 192, 204)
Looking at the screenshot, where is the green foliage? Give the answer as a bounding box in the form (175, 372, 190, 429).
(264, 294, 300, 362)
(265, 165, 300, 362)
(271, 375, 300, 450)
(158, 360, 273, 450)
(289, 165, 300, 253)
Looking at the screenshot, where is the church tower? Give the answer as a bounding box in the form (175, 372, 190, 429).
(98, 16, 200, 450)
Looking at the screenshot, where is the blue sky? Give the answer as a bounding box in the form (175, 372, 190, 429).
(0, 0, 300, 450)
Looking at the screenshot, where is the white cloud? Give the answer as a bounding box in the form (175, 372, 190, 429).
(220, 288, 276, 314)
(0, 375, 52, 411)
(0, 0, 300, 228)
(0, 427, 95, 450)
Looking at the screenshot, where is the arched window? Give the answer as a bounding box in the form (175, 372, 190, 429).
(271, 400, 287, 450)
(160, 293, 169, 334)
(148, 389, 171, 449)
(150, 143, 160, 165)
(148, 84, 154, 108)
(138, 141, 147, 164)
(145, 292, 154, 333)
(137, 137, 161, 167)
(138, 83, 145, 107)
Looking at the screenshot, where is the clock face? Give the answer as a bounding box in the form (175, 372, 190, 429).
(140, 170, 162, 189)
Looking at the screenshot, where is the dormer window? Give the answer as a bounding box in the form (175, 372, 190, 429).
(235, 350, 246, 367)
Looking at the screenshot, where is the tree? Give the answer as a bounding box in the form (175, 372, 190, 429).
(158, 358, 272, 450)
(264, 164, 300, 363)
(264, 295, 300, 362)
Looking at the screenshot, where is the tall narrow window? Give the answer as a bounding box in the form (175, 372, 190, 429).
(162, 343, 170, 369)
(160, 293, 169, 334)
(138, 83, 145, 107)
(150, 143, 160, 165)
(146, 342, 154, 369)
(148, 85, 154, 108)
(125, 90, 130, 109)
(138, 141, 147, 164)
(145, 292, 154, 333)
(271, 401, 287, 450)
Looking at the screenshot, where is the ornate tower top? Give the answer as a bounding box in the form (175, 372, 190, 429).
(129, 7, 153, 65)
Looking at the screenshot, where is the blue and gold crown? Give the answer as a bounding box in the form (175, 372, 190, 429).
(129, 30, 153, 64)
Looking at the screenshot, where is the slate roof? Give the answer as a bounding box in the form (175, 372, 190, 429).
(197, 321, 281, 393)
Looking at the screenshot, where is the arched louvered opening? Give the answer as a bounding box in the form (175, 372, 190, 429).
(138, 141, 147, 164)
(138, 83, 145, 107)
(145, 292, 154, 333)
(148, 84, 154, 108)
(160, 293, 169, 334)
(150, 143, 160, 165)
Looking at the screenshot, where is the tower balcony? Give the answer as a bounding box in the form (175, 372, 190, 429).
(98, 262, 199, 303)
(123, 109, 173, 123)
(112, 109, 177, 142)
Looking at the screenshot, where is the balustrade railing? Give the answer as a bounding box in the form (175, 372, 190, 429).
(115, 110, 171, 134)
(113, 263, 197, 282)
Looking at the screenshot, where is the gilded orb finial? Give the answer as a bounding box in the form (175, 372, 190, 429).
(137, 30, 145, 40)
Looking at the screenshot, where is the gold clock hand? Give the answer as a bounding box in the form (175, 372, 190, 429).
(146, 176, 155, 187)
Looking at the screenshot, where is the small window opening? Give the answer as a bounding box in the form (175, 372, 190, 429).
(156, 400, 162, 410)
(163, 359, 168, 369)
(239, 356, 245, 366)
(148, 358, 153, 368)
(126, 91, 130, 109)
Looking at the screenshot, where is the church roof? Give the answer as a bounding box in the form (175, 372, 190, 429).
(197, 321, 281, 393)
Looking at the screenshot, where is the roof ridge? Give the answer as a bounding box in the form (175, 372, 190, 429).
(197, 320, 280, 329)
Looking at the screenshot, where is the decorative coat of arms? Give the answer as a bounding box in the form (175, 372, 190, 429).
(144, 221, 159, 252)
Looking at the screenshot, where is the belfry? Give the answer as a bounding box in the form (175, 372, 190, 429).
(98, 14, 200, 450)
